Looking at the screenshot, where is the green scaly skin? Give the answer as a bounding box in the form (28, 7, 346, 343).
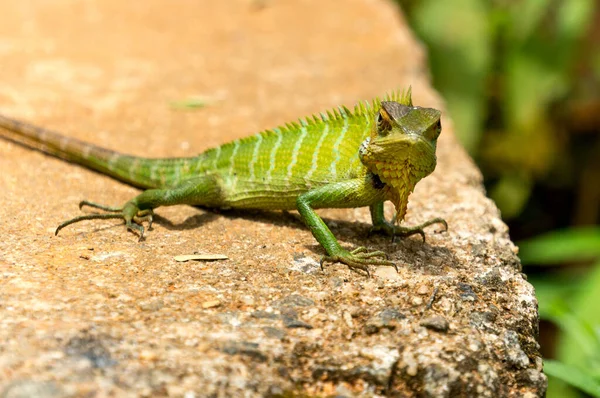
(0, 89, 447, 275)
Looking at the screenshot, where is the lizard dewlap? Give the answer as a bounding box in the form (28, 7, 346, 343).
(0, 88, 446, 275)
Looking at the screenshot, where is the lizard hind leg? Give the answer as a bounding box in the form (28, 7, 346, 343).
(54, 174, 224, 240)
(55, 200, 154, 240)
(80, 200, 155, 229)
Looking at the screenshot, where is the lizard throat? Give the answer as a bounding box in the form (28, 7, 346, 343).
(372, 161, 419, 224)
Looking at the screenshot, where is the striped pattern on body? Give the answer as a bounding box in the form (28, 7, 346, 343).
(195, 107, 370, 208)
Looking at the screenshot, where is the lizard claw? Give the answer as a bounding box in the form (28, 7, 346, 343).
(133, 209, 154, 230)
(125, 219, 146, 241)
(56, 200, 154, 240)
(370, 217, 447, 244)
(320, 246, 397, 277)
(392, 228, 426, 243)
(130, 209, 154, 240)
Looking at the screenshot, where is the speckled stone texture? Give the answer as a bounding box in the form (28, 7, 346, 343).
(0, 1, 545, 397)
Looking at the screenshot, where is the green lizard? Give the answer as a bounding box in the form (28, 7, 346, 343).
(0, 89, 446, 274)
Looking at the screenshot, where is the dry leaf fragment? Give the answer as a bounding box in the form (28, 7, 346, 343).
(202, 300, 221, 309)
(174, 254, 228, 262)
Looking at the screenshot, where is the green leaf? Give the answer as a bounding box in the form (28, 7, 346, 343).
(553, 308, 600, 362)
(544, 360, 600, 397)
(518, 227, 600, 265)
(556, 0, 596, 42)
(556, 259, 600, 367)
(529, 275, 581, 318)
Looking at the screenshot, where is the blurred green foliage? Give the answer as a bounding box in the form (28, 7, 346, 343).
(522, 228, 600, 397)
(396, 0, 600, 396)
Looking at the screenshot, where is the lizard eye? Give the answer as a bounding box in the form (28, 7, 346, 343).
(425, 119, 442, 141)
(376, 110, 392, 136)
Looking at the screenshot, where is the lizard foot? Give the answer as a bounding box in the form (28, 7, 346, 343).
(320, 247, 397, 277)
(370, 217, 447, 243)
(55, 200, 154, 241)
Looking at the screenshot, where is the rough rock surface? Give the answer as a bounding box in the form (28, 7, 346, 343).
(0, 1, 545, 397)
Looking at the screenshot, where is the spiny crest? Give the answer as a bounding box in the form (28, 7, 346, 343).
(203, 88, 413, 155)
(289, 87, 413, 129)
(351, 87, 413, 119)
(274, 87, 413, 131)
(381, 87, 413, 106)
(254, 102, 355, 139)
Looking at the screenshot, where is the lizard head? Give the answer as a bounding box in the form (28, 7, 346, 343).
(359, 100, 442, 221)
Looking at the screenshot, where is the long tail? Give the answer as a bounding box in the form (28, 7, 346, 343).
(0, 114, 193, 189)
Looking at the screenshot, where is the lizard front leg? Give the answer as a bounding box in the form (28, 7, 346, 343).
(56, 174, 224, 239)
(296, 179, 394, 276)
(368, 202, 447, 243)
